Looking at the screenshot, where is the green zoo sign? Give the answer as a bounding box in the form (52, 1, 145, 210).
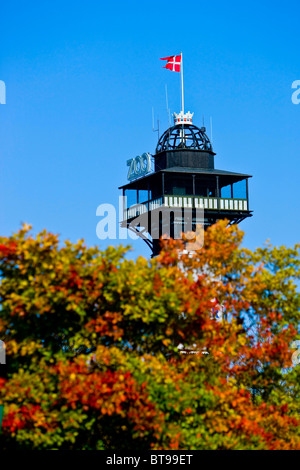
(127, 153, 151, 181)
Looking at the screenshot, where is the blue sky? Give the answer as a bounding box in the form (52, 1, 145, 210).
(0, 0, 299, 258)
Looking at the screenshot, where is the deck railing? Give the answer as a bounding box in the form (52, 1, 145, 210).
(125, 195, 248, 219)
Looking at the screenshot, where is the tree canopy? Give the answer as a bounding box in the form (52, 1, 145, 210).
(0, 220, 299, 450)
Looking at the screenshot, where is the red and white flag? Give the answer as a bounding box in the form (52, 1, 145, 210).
(160, 55, 181, 72)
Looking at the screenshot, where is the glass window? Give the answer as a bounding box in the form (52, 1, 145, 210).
(207, 185, 216, 197)
(165, 175, 193, 196)
(195, 177, 217, 197)
(173, 187, 185, 195)
(232, 180, 247, 199)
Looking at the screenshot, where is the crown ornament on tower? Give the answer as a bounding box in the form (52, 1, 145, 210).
(174, 110, 194, 125)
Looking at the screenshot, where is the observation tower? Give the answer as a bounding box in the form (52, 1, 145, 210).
(119, 55, 252, 256)
(119, 110, 252, 256)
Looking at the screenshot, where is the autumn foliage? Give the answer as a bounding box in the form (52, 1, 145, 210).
(0, 221, 300, 449)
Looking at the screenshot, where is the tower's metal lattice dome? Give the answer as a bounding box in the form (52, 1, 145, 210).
(155, 123, 213, 154)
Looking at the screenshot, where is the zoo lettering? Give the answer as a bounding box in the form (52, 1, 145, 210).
(127, 153, 151, 181)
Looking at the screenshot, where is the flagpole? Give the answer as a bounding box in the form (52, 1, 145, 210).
(181, 51, 184, 114)
(180, 52, 185, 146)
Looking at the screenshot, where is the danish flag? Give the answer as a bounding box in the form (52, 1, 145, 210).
(160, 55, 181, 72)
